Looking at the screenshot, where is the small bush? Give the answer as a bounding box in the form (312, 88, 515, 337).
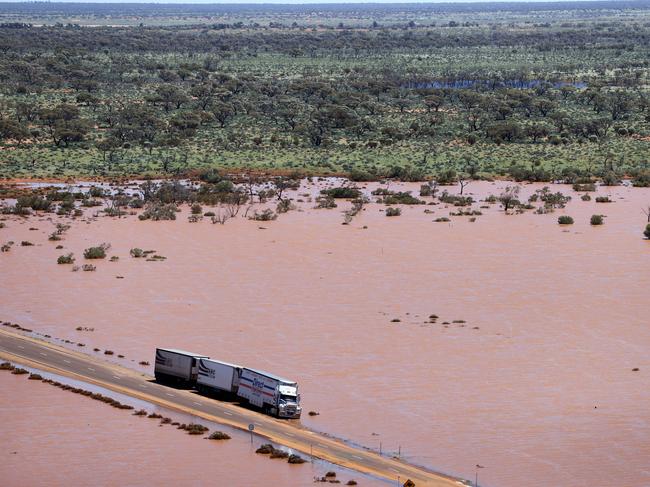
(130, 248, 144, 258)
(644, 224, 650, 239)
(0, 362, 15, 370)
(208, 431, 231, 440)
(82, 264, 96, 271)
(558, 216, 574, 225)
(308, 410, 320, 416)
(20, 241, 34, 246)
(250, 209, 277, 221)
(28, 373, 43, 380)
(590, 214, 604, 225)
(595, 196, 611, 203)
(573, 183, 596, 192)
(325, 472, 337, 478)
(139, 361, 150, 366)
(581, 194, 592, 201)
(57, 253, 75, 264)
(11, 367, 29, 375)
(138, 203, 178, 221)
(104, 350, 114, 355)
(191, 203, 203, 215)
(385, 207, 401, 217)
(84, 244, 109, 259)
(256, 444, 275, 454)
(434, 217, 451, 222)
(133, 409, 147, 416)
(287, 454, 305, 464)
(148, 413, 163, 419)
(321, 187, 361, 199)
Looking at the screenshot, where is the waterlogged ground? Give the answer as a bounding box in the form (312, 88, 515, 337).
(0, 371, 368, 487)
(1, 179, 649, 487)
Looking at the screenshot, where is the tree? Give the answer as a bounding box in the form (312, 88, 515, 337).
(498, 185, 521, 212)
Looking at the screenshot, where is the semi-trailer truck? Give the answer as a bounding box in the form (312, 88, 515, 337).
(154, 349, 302, 419)
(237, 367, 302, 419)
(154, 348, 208, 385)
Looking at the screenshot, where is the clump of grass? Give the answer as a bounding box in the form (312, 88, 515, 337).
(133, 409, 147, 416)
(308, 410, 320, 416)
(160, 417, 172, 424)
(325, 472, 337, 478)
(28, 373, 43, 380)
(385, 207, 401, 217)
(391, 318, 401, 323)
(20, 241, 34, 246)
(434, 217, 450, 222)
(595, 196, 612, 203)
(208, 431, 231, 440)
(148, 413, 163, 419)
(82, 264, 96, 271)
(644, 224, 650, 239)
(558, 216, 574, 225)
(346, 481, 358, 486)
(270, 449, 289, 459)
(0, 362, 15, 370)
(139, 361, 150, 366)
(104, 350, 114, 355)
(11, 367, 29, 375)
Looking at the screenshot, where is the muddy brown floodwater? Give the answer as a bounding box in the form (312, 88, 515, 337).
(0, 372, 368, 486)
(1, 179, 649, 487)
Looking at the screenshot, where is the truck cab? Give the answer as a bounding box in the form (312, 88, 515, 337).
(277, 384, 301, 418)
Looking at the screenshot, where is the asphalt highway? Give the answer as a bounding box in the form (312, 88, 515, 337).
(0, 329, 465, 487)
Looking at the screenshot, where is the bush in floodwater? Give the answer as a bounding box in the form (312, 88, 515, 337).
(255, 444, 275, 455)
(385, 207, 401, 217)
(573, 183, 597, 192)
(287, 454, 305, 464)
(581, 194, 592, 201)
(269, 449, 289, 459)
(133, 409, 147, 416)
(83, 244, 109, 259)
(321, 187, 361, 199)
(138, 203, 178, 221)
(644, 224, 650, 239)
(590, 214, 604, 225)
(434, 217, 451, 222)
(595, 196, 611, 203)
(208, 431, 231, 440)
(1, 362, 15, 370)
(558, 216, 574, 225)
(183, 423, 209, 435)
(11, 367, 29, 375)
(57, 253, 75, 264)
(82, 264, 96, 272)
(191, 203, 203, 215)
(28, 373, 43, 380)
(130, 248, 144, 258)
(250, 209, 277, 221)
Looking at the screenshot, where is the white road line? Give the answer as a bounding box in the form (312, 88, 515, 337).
(166, 393, 174, 397)
(63, 360, 71, 364)
(254, 422, 262, 426)
(223, 411, 233, 416)
(139, 384, 147, 388)
(389, 468, 399, 473)
(39, 352, 47, 356)
(286, 432, 295, 437)
(17, 345, 24, 349)
(319, 444, 330, 450)
(193, 402, 201, 406)
(352, 455, 363, 460)
(112, 375, 121, 380)
(87, 367, 95, 371)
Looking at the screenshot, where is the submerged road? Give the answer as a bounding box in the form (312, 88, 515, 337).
(0, 329, 465, 487)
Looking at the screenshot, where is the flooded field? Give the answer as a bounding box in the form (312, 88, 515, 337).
(0, 371, 368, 486)
(1, 179, 649, 487)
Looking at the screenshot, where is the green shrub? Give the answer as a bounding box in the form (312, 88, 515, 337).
(581, 194, 592, 201)
(57, 253, 75, 264)
(20, 241, 34, 246)
(208, 431, 231, 440)
(84, 244, 108, 259)
(138, 203, 178, 221)
(558, 216, 574, 225)
(250, 209, 277, 221)
(385, 207, 401, 217)
(644, 224, 650, 239)
(130, 248, 144, 258)
(595, 196, 611, 203)
(573, 183, 596, 192)
(321, 187, 361, 199)
(382, 192, 424, 205)
(590, 214, 604, 225)
(191, 203, 203, 215)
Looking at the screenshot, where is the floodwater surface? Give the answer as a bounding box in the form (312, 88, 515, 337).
(1, 179, 649, 487)
(0, 372, 369, 487)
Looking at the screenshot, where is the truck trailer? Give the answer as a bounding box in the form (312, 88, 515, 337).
(196, 358, 242, 396)
(237, 367, 302, 419)
(154, 348, 208, 386)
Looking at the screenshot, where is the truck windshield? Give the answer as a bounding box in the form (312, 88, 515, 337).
(280, 394, 297, 402)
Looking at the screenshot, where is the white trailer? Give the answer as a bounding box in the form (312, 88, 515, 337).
(237, 367, 301, 418)
(196, 358, 242, 395)
(154, 348, 208, 385)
